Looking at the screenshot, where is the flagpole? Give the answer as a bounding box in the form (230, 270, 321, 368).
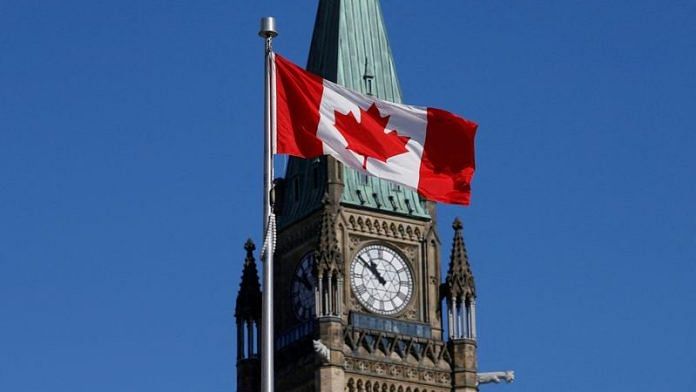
(259, 16, 277, 392)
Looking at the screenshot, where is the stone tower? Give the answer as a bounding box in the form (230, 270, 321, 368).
(235, 1, 480, 391)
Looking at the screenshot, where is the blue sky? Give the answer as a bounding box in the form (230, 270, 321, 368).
(1, 1, 695, 391)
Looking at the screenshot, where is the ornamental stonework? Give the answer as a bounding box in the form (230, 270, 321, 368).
(346, 234, 418, 263)
(344, 357, 452, 389)
(343, 212, 424, 243)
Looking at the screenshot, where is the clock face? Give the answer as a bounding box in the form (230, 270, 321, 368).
(350, 244, 413, 315)
(291, 253, 316, 321)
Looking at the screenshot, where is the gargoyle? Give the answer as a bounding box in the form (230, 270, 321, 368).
(477, 371, 515, 385)
(312, 339, 330, 362)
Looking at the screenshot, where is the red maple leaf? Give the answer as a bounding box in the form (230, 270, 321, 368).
(334, 103, 410, 169)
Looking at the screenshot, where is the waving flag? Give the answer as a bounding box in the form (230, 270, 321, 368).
(274, 54, 477, 205)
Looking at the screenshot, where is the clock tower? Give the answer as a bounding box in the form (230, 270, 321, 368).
(236, 1, 481, 391)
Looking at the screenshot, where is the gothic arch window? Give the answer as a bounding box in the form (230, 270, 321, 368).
(346, 378, 355, 392)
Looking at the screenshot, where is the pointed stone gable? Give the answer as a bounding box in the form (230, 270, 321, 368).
(235, 239, 262, 322)
(445, 218, 476, 299)
(315, 196, 343, 276)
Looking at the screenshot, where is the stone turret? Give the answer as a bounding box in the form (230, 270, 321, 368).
(443, 219, 478, 392)
(235, 239, 262, 392)
(314, 196, 345, 392)
(315, 196, 344, 318)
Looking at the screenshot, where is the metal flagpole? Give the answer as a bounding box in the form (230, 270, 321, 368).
(259, 16, 277, 392)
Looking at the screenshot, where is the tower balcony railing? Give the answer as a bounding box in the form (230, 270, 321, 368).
(275, 320, 316, 350)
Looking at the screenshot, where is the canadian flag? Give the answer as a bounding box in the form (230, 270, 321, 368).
(274, 54, 477, 205)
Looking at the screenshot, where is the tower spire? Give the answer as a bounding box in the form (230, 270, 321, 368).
(307, 0, 402, 100)
(445, 218, 476, 300)
(235, 239, 262, 323)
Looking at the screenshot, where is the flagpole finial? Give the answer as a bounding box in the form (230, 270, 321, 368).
(259, 17, 278, 39)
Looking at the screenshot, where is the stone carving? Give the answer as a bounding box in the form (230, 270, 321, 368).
(344, 354, 450, 387)
(345, 357, 354, 370)
(477, 371, 515, 384)
(348, 234, 361, 250)
(316, 197, 343, 275)
(313, 339, 330, 362)
(345, 329, 449, 366)
(343, 213, 423, 242)
(344, 377, 449, 392)
(389, 365, 401, 377)
(373, 363, 385, 375)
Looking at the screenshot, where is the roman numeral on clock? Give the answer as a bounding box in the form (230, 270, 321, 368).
(356, 285, 367, 295)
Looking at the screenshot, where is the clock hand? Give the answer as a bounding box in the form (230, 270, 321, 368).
(369, 260, 387, 285)
(300, 275, 312, 290)
(360, 256, 386, 285)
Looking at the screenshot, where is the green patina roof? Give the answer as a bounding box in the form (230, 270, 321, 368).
(279, 0, 430, 228)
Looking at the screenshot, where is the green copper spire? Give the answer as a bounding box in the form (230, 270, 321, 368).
(307, 0, 403, 101)
(279, 0, 430, 228)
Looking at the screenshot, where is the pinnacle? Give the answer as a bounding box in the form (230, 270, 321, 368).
(244, 238, 255, 253)
(236, 239, 262, 321)
(445, 217, 475, 299)
(321, 192, 332, 207)
(244, 238, 255, 265)
(316, 203, 342, 275)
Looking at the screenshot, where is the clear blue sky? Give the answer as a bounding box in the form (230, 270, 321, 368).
(1, 1, 695, 391)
